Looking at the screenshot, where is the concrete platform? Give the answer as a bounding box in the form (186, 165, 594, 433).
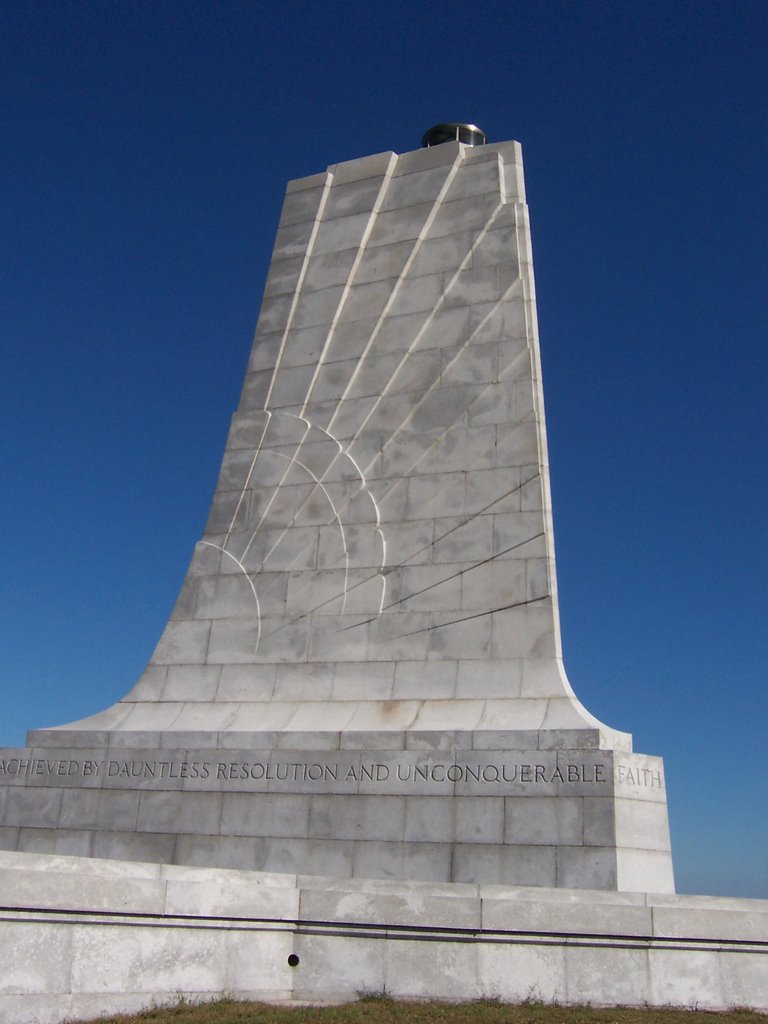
(1, 850, 765, 1022)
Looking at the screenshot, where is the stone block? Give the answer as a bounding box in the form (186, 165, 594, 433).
(292, 932, 384, 1002)
(481, 894, 653, 936)
(392, 660, 457, 699)
(556, 846, 617, 890)
(310, 794, 404, 842)
(384, 937, 480, 1000)
(392, 141, 462, 176)
(648, 948, 726, 1008)
(136, 792, 223, 836)
(456, 659, 522, 698)
(164, 873, 299, 920)
(402, 796, 454, 843)
(721, 951, 768, 1009)
(312, 212, 371, 256)
(477, 942, 566, 1003)
(279, 183, 326, 224)
(504, 796, 582, 846)
(323, 176, 387, 221)
(173, 834, 263, 871)
(453, 843, 557, 887)
(565, 945, 650, 1005)
(90, 830, 176, 864)
(162, 665, 221, 701)
(70, 921, 228, 995)
(0, 919, 73, 995)
(59, 790, 139, 832)
(352, 839, 452, 883)
(4, 787, 62, 828)
(456, 796, 505, 844)
(221, 793, 311, 839)
(330, 150, 395, 186)
(150, 621, 210, 665)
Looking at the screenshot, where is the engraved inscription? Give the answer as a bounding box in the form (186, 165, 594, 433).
(616, 763, 663, 788)
(0, 754, 621, 791)
(0, 758, 104, 777)
(0, 751, 665, 797)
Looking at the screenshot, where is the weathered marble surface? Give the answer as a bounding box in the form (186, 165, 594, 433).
(0, 852, 765, 1023)
(50, 137, 615, 737)
(0, 137, 674, 891)
(0, 743, 672, 890)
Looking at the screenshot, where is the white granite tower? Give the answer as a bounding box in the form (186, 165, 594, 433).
(0, 128, 674, 892)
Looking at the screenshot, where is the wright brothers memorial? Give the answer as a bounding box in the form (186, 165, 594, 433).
(0, 123, 673, 892)
(0, 126, 765, 1019)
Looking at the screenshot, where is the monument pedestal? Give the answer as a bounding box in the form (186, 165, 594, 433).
(1, 850, 766, 1023)
(1, 724, 672, 892)
(0, 132, 674, 894)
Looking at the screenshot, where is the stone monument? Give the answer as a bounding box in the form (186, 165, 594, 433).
(0, 125, 674, 893)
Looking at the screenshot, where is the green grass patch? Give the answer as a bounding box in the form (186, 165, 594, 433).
(80, 997, 768, 1024)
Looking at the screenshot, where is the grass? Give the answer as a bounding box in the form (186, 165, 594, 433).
(78, 997, 768, 1024)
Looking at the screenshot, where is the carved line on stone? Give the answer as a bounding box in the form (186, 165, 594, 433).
(253, 449, 351, 615)
(255, 487, 384, 614)
(381, 530, 548, 614)
(268, 474, 544, 640)
(254, 443, 386, 630)
(362, 272, 524, 485)
(237, 413, 381, 580)
(255, 176, 511, 566)
(365, 340, 532, 547)
(231, 408, 540, 645)
(249, 159, 405, 552)
(374, 594, 552, 641)
(325, 149, 467, 438)
(242, 437, 376, 591)
(397, 469, 541, 573)
(344, 478, 545, 632)
(239, 417, 313, 562)
(212, 160, 537, 648)
(214, 406, 386, 635)
(300, 153, 398, 417)
(200, 542, 262, 653)
(320, 161, 507, 458)
(263, 171, 335, 409)
(351, 199, 508, 458)
(257, 154, 471, 550)
(252, 471, 381, 593)
(260, 571, 387, 643)
(225, 410, 272, 541)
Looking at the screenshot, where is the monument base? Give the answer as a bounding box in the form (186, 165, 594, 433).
(0, 850, 765, 1024)
(0, 722, 673, 893)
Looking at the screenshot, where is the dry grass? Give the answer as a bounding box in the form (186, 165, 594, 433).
(80, 996, 768, 1024)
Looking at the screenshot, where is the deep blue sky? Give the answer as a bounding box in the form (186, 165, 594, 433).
(2, 0, 766, 898)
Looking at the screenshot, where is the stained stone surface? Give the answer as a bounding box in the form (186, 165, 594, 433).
(1, 851, 766, 1023)
(0, 137, 675, 891)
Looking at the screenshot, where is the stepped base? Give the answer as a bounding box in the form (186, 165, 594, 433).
(0, 725, 673, 893)
(0, 850, 765, 1024)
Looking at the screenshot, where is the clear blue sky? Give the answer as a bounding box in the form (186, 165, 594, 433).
(2, 0, 766, 898)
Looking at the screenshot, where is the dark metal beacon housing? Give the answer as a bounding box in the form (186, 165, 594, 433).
(421, 122, 487, 147)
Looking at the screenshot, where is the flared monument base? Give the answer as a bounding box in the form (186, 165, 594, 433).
(0, 725, 674, 893)
(2, 134, 679, 904)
